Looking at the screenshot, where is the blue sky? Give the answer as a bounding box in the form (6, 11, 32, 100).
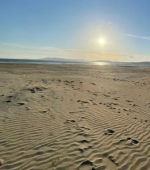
(0, 0, 150, 61)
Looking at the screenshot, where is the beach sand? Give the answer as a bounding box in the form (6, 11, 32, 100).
(0, 63, 150, 170)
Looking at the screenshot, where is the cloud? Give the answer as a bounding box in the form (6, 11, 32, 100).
(128, 56, 135, 59)
(125, 34, 150, 40)
(0, 42, 29, 48)
(0, 42, 140, 62)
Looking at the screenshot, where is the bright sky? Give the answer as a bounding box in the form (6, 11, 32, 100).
(0, 0, 150, 62)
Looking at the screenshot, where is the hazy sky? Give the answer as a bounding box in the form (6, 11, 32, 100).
(1, 0, 150, 61)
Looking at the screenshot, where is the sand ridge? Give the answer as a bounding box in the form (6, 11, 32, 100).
(0, 64, 150, 170)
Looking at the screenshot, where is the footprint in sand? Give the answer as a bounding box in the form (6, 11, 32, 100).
(39, 110, 47, 113)
(78, 146, 92, 153)
(104, 129, 115, 135)
(91, 83, 96, 85)
(65, 120, 76, 123)
(113, 97, 119, 100)
(116, 137, 139, 146)
(132, 104, 138, 107)
(78, 132, 89, 137)
(7, 95, 13, 98)
(130, 139, 139, 145)
(5, 100, 11, 103)
(27, 87, 44, 93)
(80, 139, 90, 144)
(78, 136, 92, 153)
(126, 100, 133, 103)
(103, 94, 110, 97)
(17, 102, 25, 106)
(78, 160, 97, 170)
(25, 107, 30, 110)
(108, 156, 118, 166)
(103, 153, 118, 170)
(64, 119, 76, 128)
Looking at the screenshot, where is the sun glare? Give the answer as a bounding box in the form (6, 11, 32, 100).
(99, 38, 105, 44)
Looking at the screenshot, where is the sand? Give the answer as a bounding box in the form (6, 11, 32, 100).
(0, 63, 150, 170)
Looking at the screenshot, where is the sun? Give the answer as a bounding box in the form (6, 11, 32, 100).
(99, 38, 105, 44)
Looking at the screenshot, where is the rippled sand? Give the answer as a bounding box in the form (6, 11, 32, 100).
(0, 64, 150, 170)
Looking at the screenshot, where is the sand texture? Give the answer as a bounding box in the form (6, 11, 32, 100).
(0, 64, 150, 170)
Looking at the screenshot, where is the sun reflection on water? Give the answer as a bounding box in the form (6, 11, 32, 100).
(92, 62, 110, 65)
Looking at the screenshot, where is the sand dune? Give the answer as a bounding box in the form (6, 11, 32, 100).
(0, 64, 150, 170)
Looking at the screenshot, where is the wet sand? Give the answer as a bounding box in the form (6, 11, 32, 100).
(0, 63, 150, 170)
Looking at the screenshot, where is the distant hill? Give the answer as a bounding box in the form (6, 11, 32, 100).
(42, 57, 87, 62)
(95, 60, 112, 63)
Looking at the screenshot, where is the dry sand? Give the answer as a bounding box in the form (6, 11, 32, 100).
(0, 63, 150, 170)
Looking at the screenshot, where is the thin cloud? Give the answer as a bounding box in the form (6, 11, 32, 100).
(0, 42, 140, 61)
(126, 34, 150, 40)
(127, 56, 135, 59)
(0, 42, 28, 48)
(0, 42, 128, 54)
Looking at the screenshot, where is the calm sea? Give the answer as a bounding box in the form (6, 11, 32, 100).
(0, 58, 150, 66)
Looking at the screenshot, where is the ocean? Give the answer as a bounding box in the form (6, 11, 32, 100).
(0, 58, 150, 66)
